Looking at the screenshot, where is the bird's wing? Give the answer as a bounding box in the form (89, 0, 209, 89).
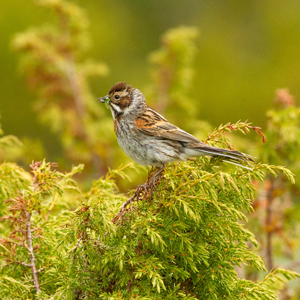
(135, 108, 200, 143)
(135, 108, 253, 165)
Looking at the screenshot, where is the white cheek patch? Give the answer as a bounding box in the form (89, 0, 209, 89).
(109, 103, 123, 119)
(110, 103, 122, 113)
(109, 107, 115, 119)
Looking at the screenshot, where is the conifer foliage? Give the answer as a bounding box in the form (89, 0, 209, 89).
(58, 123, 298, 300)
(0, 122, 299, 299)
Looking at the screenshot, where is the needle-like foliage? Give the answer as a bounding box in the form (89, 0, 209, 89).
(48, 122, 298, 300)
(0, 121, 299, 299)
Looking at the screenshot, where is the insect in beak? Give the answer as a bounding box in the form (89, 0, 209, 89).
(98, 96, 110, 109)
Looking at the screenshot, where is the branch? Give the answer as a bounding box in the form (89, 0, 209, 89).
(65, 54, 105, 175)
(6, 240, 26, 248)
(9, 260, 31, 267)
(26, 211, 41, 295)
(112, 185, 150, 224)
(179, 278, 198, 298)
(36, 267, 45, 273)
(265, 177, 275, 270)
(112, 194, 137, 224)
(69, 237, 83, 254)
(138, 250, 152, 256)
(206, 120, 267, 144)
(112, 168, 164, 223)
(112, 185, 155, 223)
(65, 57, 87, 119)
(44, 193, 59, 221)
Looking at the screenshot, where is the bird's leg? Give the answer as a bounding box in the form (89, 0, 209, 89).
(149, 165, 166, 196)
(135, 166, 166, 201)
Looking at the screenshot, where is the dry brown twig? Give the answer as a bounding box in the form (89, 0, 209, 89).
(0, 161, 61, 299)
(206, 120, 267, 144)
(111, 168, 164, 224)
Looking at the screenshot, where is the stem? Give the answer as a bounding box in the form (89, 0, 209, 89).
(26, 211, 41, 295)
(266, 177, 275, 270)
(10, 260, 31, 267)
(65, 56, 106, 176)
(45, 193, 59, 221)
(65, 58, 87, 119)
(112, 194, 136, 223)
(112, 168, 164, 223)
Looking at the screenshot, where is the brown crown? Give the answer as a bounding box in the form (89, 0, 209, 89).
(109, 82, 132, 95)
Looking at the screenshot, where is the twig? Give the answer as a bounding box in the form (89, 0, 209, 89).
(44, 193, 59, 221)
(112, 168, 164, 223)
(266, 177, 275, 270)
(112, 180, 151, 224)
(179, 278, 198, 298)
(10, 260, 31, 267)
(69, 237, 83, 254)
(65, 57, 87, 119)
(7, 240, 26, 248)
(206, 121, 267, 144)
(138, 250, 152, 256)
(26, 211, 41, 295)
(65, 54, 105, 176)
(112, 194, 137, 224)
(36, 267, 45, 273)
(127, 267, 134, 293)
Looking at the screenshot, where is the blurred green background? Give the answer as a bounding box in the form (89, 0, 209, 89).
(1, 0, 300, 162)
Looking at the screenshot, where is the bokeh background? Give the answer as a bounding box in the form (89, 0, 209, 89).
(1, 0, 300, 164)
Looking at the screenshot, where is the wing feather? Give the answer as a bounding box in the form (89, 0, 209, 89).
(135, 108, 253, 165)
(136, 108, 199, 143)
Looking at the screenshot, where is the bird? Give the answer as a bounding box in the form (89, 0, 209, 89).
(98, 82, 253, 183)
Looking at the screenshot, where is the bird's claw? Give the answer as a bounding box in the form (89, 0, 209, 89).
(136, 184, 147, 201)
(134, 166, 165, 201)
(149, 178, 158, 197)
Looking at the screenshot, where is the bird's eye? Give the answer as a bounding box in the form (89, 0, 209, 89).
(115, 95, 120, 100)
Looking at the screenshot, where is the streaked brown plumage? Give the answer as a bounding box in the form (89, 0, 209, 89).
(99, 82, 253, 169)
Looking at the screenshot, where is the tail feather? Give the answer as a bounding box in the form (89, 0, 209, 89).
(223, 159, 253, 170)
(194, 145, 253, 169)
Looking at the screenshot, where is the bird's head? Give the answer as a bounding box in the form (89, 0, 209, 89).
(98, 82, 146, 119)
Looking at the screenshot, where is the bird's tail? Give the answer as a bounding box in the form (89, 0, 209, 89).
(193, 145, 254, 169)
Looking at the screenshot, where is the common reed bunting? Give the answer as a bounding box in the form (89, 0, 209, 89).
(99, 82, 252, 180)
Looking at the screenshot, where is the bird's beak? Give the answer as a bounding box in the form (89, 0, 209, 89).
(97, 95, 110, 109)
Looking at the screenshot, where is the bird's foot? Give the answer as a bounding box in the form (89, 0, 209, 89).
(136, 183, 148, 201)
(148, 165, 166, 197)
(134, 166, 166, 201)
